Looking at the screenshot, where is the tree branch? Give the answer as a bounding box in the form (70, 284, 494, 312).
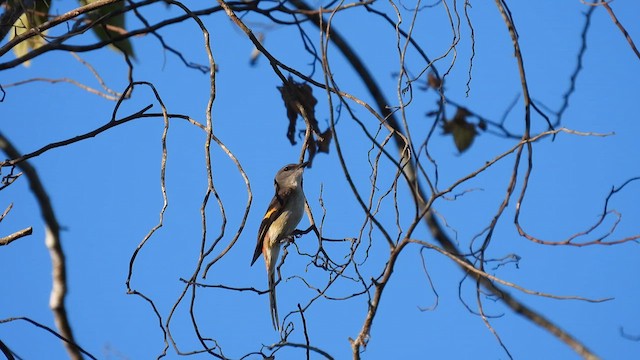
(290, 0, 601, 358)
(0, 133, 83, 360)
(600, 0, 640, 60)
(0, 226, 32, 246)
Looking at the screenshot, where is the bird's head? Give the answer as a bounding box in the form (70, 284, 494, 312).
(275, 162, 308, 189)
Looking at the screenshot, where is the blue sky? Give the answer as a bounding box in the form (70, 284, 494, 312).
(1, 1, 639, 359)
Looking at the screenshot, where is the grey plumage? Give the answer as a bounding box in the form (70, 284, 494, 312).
(251, 162, 308, 330)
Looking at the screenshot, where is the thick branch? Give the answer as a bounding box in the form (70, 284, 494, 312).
(0, 132, 83, 360)
(0, 338, 14, 360)
(0, 0, 27, 43)
(349, 240, 408, 358)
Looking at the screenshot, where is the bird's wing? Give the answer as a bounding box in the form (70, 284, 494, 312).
(251, 192, 285, 265)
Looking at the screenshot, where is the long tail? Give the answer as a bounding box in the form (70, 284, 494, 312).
(268, 264, 279, 330)
(265, 244, 281, 330)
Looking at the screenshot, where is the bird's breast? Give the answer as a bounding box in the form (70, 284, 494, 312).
(266, 189, 304, 246)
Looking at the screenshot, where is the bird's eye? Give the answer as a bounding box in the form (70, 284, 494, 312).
(284, 166, 291, 171)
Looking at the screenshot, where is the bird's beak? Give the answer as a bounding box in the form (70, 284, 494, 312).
(299, 161, 310, 169)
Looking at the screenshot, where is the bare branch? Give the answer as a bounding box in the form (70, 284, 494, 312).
(514, 173, 640, 246)
(1, 1, 633, 359)
(2, 77, 120, 100)
(620, 327, 640, 342)
(600, 0, 640, 60)
(122, 81, 171, 358)
(1, 0, 124, 56)
(0, 0, 26, 44)
(0, 338, 15, 360)
(0, 0, 124, 56)
(556, 5, 596, 123)
(0, 133, 83, 360)
(268, 342, 334, 360)
(0, 203, 12, 222)
(0, 226, 32, 246)
(414, 239, 612, 303)
(290, 0, 606, 358)
(0, 317, 97, 359)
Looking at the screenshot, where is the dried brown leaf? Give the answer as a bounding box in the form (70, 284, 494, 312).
(442, 107, 477, 152)
(316, 129, 333, 153)
(277, 77, 319, 145)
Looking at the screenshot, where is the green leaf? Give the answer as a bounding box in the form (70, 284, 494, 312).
(10, 0, 50, 66)
(79, 0, 135, 58)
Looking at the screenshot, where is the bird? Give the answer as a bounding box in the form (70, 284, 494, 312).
(251, 162, 309, 330)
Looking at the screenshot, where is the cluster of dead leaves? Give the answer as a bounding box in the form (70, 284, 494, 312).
(277, 78, 332, 165)
(277, 74, 484, 156)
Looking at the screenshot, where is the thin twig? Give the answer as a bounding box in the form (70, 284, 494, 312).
(600, 0, 640, 60)
(0, 317, 96, 359)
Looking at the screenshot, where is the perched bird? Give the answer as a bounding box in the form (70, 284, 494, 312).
(251, 162, 309, 330)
